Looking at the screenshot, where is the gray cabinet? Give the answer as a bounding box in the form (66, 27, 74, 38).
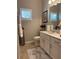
(40, 32, 45, 49)
(50, 37, 61, 59)
(40, 31, 61, 59)
(44, 34, 50, 55)
(40, 32, 50, 55)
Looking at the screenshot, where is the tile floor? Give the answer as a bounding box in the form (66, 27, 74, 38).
(20, 42, 37, 59)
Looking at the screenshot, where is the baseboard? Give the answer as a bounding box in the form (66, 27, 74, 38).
(25, 40, 34, 44)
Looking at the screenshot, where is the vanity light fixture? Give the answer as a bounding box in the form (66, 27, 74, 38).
(48, 0, 60, 5)
(48, 0, 52, 4)
(48, 0, 56, 5)
(52, 0, 55, 2)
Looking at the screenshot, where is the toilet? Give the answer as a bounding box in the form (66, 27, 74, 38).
(33, 36, 40, 47)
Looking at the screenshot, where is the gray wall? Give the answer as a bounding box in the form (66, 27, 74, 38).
(19, 0, 42, 41)
(42, 0, 49, 12)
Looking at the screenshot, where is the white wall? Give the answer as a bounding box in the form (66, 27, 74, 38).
(42, 0, 49, 12)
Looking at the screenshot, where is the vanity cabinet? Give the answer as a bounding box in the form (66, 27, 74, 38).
(50, 37, 61, 59)
(40, 32, 45, 50)
(40, 32, 50, 55)
(40, 31, 61, 59)
(40, 49, 50, 59)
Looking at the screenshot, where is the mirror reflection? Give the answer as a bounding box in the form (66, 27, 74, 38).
(49, 3, 61, 32)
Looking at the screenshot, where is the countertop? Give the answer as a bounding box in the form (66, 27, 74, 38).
(40, 31, 61, 40)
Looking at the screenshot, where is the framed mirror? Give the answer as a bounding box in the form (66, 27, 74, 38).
(48, 3, 61, 31)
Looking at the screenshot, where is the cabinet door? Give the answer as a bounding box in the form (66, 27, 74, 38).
(44, 34, 50, 55)
(40, 32, 50, 55)
(50, 37, 61, 59)
(40, 32, 45, 49)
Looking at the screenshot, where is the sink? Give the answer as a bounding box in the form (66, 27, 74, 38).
(48, 31, 61, 37)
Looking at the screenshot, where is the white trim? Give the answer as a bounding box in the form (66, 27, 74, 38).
(25, 40, 34, 44)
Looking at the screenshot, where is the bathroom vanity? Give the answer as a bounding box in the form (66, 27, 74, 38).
(39, 1, 61, 59)
(40, 31, 61, 59)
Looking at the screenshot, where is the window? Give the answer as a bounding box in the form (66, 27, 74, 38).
(20, 8, 32, 20)
(50, 12, 57, 21)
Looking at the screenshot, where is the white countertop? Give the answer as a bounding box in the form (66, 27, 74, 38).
(40, 31, 61, 40)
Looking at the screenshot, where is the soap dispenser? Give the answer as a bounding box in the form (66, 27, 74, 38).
(46, 24, 51, 32)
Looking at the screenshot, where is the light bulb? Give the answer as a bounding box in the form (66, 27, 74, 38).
(52, 0, 55, 2)
(48, 0, 52, 4)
